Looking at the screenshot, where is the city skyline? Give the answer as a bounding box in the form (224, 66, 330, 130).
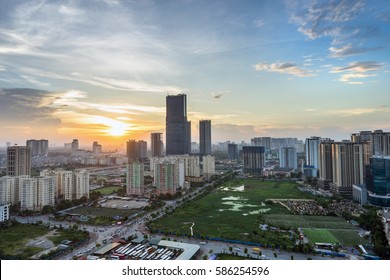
(0, 0, 389, 147)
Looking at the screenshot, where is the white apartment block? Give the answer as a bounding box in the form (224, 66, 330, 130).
(126, 162, 144, 196)
(37, 176, 55, 210)
(202, 155, 215, 178)
(74, 170, 90, 199)
(0, 176, 15, 204)
(59, 170, 74, 200)
(19, 177, 38, 211)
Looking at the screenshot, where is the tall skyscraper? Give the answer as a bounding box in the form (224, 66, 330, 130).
(199, 120, 211, 155)
(126, 140, 138, 162)
(6, 146, 31, 176)
(318, 139, 334, 189)
(166, 94, 191, 155)
(242, 146, 265, 175)
(126, 162, 144, 196)
(304, 136, 322, 177)
(279, 147, 297, 169)
(331, 141, 364, 195)
(228, 143, 238, 160)
(26, 139, 49, 156)
(151, 133, 163, 157)
(366, 156, 390, 207)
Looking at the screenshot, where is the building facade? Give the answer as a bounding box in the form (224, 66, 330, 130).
(151, 133, 163, 157)
(318, 139, 334, 189)
(0, 203, 10, 222)
(0, 176, 15, 204)
(202, 155, 215, 178)
(242, 146, 265, 175)
(6, 146, 31, 176)
(199, 120, 212, 155)
(331, 141, 364, 195)
(126, 162, 144, 196)
(304, 136, 321, 177)
(74, 170, 90, 199)
(154, 161, 179, 195)
(366, 156, 390, 207)
(71, 139, 79, 152)
(26, 139, 49, 156)
(166, 94, 191, 155)
(251, 137, 271, 152)
(228, 143, 238, 160)
(279, 147, 297, 170)
(92, 141, 102, 155)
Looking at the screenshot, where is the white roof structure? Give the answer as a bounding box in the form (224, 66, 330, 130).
(158, 240, 200, 260)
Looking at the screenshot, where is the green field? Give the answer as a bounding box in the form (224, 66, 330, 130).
(0, 224, 49, 258)
(263, 214, 354, 229)
(93, 186, 123, 195)
(302, 229, 339, 244)
(302, 228, 366, 246)
(149, 179, 313, 246)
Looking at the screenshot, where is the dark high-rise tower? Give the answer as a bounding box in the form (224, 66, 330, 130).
(151, 133, 163, 157)
(166, 94, 191, 155)
(199, 120, 211, 155)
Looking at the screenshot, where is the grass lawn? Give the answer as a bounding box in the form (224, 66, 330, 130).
(48, 228, 89, 245)
(328, 229, 367, 246)
(0, 224, 49, 258)
(302, 228, 367, 247)
(302, 229, 339, 244)
(263, 214, 355, 230)
(149, 179, 313, 247)
(93, 186, 124, 195)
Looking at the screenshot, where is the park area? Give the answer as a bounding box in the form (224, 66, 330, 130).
(149, 179, 366, 247)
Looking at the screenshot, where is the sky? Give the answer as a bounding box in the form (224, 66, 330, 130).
(0, 0, 389, 149)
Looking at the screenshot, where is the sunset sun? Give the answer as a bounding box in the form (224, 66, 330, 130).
(108, 122, 128, 136)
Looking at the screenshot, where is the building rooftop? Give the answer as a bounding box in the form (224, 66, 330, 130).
(94, 242, 122, 255)
(158, 240, 200, 260)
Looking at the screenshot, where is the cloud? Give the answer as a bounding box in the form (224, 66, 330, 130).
(290, 0, 365, 40)
(329, 44, 379, 58)
(253, 19, 265, 28)
(330, 107, 390, 117)
(330, 61, 383, 83)
(254, 61, 315, 77)
(0, 88, 61, 128)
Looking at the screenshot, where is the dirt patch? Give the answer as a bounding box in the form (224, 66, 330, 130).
(26, 230, 57, 249)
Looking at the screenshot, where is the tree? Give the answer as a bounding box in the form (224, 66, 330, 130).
(273, 252, 277, 258)
(290, 255, 294, 260)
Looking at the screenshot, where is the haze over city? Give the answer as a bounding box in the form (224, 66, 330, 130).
(0, 0, 389, 148)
